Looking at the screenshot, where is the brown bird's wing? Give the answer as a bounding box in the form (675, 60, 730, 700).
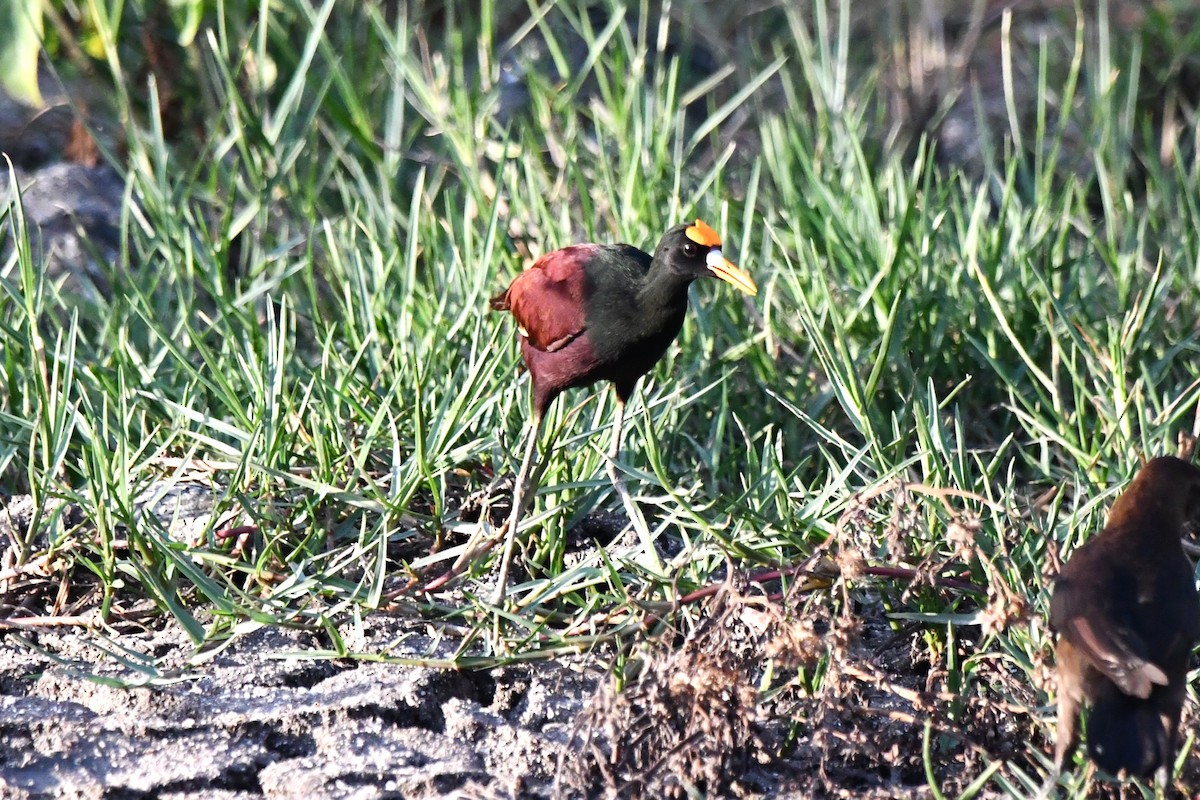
(1057, 614, 1168, 698)
(1050, 554, 1170, 699)
(491, 245, 598, 353)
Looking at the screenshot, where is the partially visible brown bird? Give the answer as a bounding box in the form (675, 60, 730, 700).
(1046, 455, 1200, 790)
(485, 220, 757, 604)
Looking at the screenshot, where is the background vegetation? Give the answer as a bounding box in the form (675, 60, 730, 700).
(3, 0, 1200, 796)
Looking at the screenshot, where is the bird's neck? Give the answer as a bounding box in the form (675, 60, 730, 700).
(636, 268, 693, 319)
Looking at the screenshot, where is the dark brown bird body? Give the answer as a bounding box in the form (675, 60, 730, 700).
(1048, 456, 1200, 786)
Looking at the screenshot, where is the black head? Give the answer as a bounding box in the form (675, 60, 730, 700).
(652, 220, 757, 295)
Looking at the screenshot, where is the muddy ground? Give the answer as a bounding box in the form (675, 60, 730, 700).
(0, 606, 834, 800)
(0, 588, 1055, 800)
(0, 614, 599, 799)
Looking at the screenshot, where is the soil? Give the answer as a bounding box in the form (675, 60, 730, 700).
(0, 615, 600, 800)
(0, 584, 1060, 800)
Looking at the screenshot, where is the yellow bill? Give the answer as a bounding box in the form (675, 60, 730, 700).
(706, 248, 757, 296)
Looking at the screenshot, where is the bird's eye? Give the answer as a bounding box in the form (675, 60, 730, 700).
(682, 242, 698, 258)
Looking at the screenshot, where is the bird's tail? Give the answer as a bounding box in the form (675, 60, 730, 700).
(488, 289, 511, 311)
(1086, 685, 1168, 778)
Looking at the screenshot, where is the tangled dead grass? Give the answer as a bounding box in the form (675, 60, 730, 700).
(552, 481, 1068, 798)
(554, 577, 777, 799)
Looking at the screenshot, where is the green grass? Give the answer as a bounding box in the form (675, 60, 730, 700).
(3, 0, 1200, 796)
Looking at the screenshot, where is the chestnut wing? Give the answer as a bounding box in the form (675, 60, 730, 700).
(493, 245, 599, 353)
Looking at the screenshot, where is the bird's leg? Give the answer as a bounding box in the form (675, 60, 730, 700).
(1034, 673, 1081, 799)
(605, 395, 662, 573)
(1032, 771, 1059, 800)
(1154, 707, 1178, 795)
(489, 415, 543, 606)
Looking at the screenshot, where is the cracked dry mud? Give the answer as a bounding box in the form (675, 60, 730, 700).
(0, 617, 598, 800)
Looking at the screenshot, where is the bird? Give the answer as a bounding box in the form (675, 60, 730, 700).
(1044, 455, 1200, 793)
(484, 219, 757, 604)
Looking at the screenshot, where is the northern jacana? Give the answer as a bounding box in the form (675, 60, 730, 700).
(486, 219, 757, 603)
(1044, 456, 1200, 792)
